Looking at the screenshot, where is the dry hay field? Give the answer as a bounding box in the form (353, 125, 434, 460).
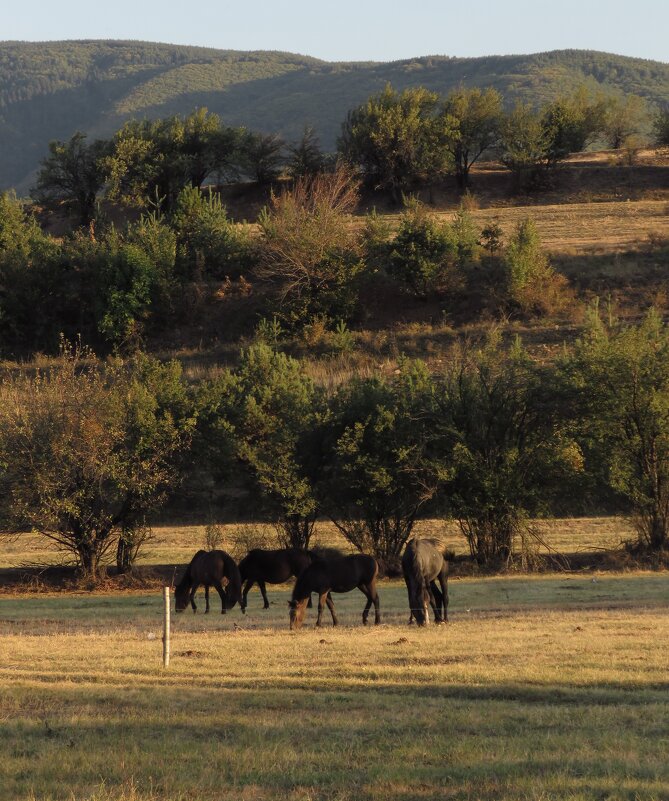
(1, 522, 668, 801)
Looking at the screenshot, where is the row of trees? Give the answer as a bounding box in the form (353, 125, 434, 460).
(2, 308, 669, 579)
(1, 172, 568, 355)
(33, 110, 326, 226)
(33, 87, 667, 229)
(340, 85, 662, 194)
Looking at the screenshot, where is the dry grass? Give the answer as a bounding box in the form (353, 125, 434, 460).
(0, 517, 635, 574)
(1, 574, 667, 800)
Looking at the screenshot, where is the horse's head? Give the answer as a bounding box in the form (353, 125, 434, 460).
(174, 584, 189, 613)
(289, 598, 308, 630)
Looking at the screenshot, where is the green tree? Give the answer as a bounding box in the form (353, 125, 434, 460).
(565, 307, 669, 552)
(240, 131, 286, 184)
(170, 186, 252, 280)
(287, 126, 325, 179)
(502, 219, 569, 316)
(439, 87, 502, 190)
(339, 84, 451, 200)
(203, 344, 318, 548)
(317, 362, 443, 563)
(436, 334, 581, 566)
(541, 88, 607, 164)
(499, 102, 551, 190)
(387, 198, 458, 296)
(604, 94, 648, 149)
(0, 344, 194, 578)
(652, 106, 669, 147)
(32, 132, 109, 227)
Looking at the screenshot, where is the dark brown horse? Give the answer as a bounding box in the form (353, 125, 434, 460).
(402, 538, 449, 626)
(174, 550, 242, 614)
(238, 548, 313, 612)
(289, 554, 381, 629)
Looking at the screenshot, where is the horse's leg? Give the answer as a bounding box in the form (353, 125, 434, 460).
(324, 593, 338, 626)
(405, 579, 415, 625)
(214, 580, 227, 614)
(259, 580, 270, 610)
(189, 583, 199, 613)
(369, 579, 381, 625)
(241, 579, 254, 613)
(316, 592, 326, 627)
(358, 583, 373, 625)
(429, 580, 444, 623)
(438, 570, 449, 623)
(204, 585, 211, 614)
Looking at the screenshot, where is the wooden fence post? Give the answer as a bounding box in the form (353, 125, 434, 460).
(163, 585, 170, 668)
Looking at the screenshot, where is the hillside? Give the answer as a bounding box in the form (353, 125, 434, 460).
(1, 40, 668, 192)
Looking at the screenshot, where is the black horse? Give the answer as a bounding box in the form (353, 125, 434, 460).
(289, 554, 381, 629)
(402, 538, 449, 626)
(238, 548, 313, 613)
(174, 550, 242, 614)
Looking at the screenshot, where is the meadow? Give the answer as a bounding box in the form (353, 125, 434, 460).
(1, 520, 668, 801)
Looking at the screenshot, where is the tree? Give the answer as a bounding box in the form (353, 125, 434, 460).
(338, 84, 451, 200)
(0, 344, 194, 578)
(541, 88, 607, 164)
(203, 344, 319, 548)
(387, 198, 459, 296)
(502, 218, 569, 316)
(256, 166, 363, 328)
(287, 126, 325, 179)
(604, 94, 648, 150)
(103, 111, 243, 212)
(498, 102, 551, 190)
(316, 362, 443, 564)
(32, 132, 108, 227)
(652, 106, 669, 147)
(565, 307, 669, 552)
(439, 87, 502, 190)
(170, 186, 253, 280)
(240, 131, 285, 184)
(435, 333, 581, 566)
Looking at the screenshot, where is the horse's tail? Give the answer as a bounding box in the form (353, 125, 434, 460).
(223, 553, 243, 610)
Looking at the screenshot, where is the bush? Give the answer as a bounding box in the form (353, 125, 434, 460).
(256, 166, 364, 329)
(171, 186, 253, 280)
(387, 199, 459, 296)
(503, 219, 570, 316)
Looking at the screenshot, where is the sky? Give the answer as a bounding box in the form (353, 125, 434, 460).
(2, 0, 668, 64)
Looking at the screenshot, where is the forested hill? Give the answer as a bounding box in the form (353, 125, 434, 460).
(1, 40, 668, 192)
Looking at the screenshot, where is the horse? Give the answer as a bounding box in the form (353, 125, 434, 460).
(402, 538, 449, 626)
(289, 553, 381, 629)
(174, 550, 242, 614)
(238, 548, 313, 613)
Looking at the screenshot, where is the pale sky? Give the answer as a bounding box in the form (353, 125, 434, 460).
(2, 0, 667, 64)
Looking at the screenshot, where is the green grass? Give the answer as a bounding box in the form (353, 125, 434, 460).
(1, 574, 667, 800)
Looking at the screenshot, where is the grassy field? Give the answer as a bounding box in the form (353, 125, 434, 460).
(1, 573, 667, 801)
(0, 517, 637, 575)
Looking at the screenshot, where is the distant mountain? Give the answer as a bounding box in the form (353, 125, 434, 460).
(1, 40, 668, 192)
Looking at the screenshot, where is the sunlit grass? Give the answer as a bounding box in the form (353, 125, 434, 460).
(1, 573, 667, 800)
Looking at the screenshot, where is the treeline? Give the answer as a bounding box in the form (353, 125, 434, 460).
(1, 168, 570, 355)
(2, 309, 669, 580)
(32, 85, 667, 227)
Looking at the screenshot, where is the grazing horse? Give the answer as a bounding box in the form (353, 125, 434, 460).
(238, 548, 313, 612)
(402, 538, 449, 626)
(289, 554, 381, 629)
(174, 550, 242, 614)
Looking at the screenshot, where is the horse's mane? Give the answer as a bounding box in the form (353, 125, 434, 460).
(308, 545, 344, 562)
(175, 549, 207, 592)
